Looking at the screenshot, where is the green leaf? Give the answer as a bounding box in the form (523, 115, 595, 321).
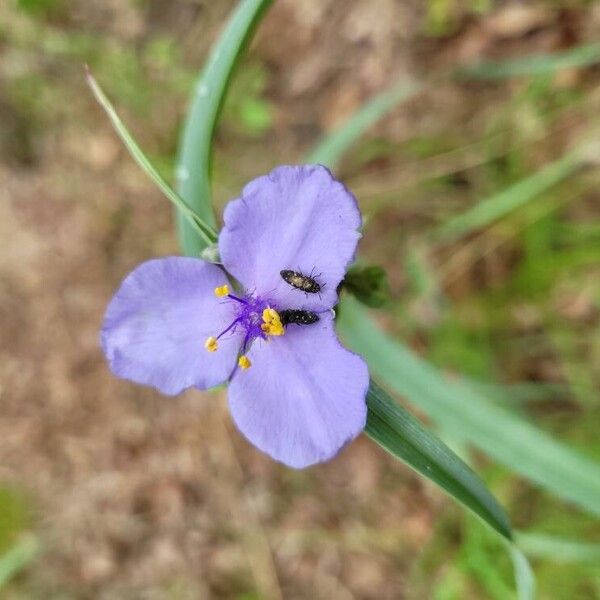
(507, 544, 536, 600)
(516, 532, 600, 564)
(175, 0, 274, 257)
(458, 519, 516, 600)
(457, 42, 600, 80)
(0, 535, 38, 590)
(434, 150, 583, 242)
(366, 380, 512, 540)
(306, 80, 422, 169)
(85, 69, 217, 245)
(339, 298, 600, 516)
(457, 378, 568, 406)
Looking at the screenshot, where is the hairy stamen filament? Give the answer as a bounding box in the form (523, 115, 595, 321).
(205, 296, 284, 358)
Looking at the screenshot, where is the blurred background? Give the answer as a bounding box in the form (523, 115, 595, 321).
(1, 0, 599, 598)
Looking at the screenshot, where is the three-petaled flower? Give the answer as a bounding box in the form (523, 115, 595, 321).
(101, 165, 369, 468)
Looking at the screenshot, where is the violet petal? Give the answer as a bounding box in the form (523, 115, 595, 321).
(227, 314, 369, 468)
(101, 257, 239, 395)
(219, 165, 361, 311)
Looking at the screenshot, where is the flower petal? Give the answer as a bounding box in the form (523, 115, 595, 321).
(101, 257, 240, 395)
(219, 165, 361, 311)
(227, 315, 369, 468)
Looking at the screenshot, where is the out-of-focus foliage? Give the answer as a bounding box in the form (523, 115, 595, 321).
(0, 487, 29, 555)
(343, 264, 390, 308)
(0, 487, 36, 590)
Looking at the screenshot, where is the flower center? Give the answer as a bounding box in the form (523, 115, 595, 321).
(204, 284, 284, 369)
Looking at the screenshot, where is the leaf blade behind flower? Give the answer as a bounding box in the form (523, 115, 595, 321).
(175, 0, 274, 257)
(365, 380, 512, 540)
(340, 298, 600, 516)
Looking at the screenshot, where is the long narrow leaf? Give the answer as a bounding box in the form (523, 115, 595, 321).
(339, 298, 600, 516)
(176, 0, 273, 257)
(458, 377, 567, 406)
(458, 42, 600, 80)
(507, 544, 536, 600)
(366, 381, 512, 540)
(86, 70, 217, 245)
(434, 150, 583, 242)
(306, 80, 422, 169)
(516, 532, 600, 563)
(0, 535, 38, 590)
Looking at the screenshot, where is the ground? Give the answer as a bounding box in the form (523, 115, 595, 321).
(1, 1, 599, 598)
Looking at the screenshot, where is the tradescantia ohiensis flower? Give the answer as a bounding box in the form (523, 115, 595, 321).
(101, 165, 369, 468)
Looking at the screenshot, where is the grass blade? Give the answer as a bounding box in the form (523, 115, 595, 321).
(434, 150, 583, 242)
(457, 42, 600, 80)
(303, 44, 600, 172)
(516, 532, 600, 564)
(86, 69, 217, 245)
(0, 535, 38, 590)
(176, 0, 274, 257)
(457, 378, 568, 406)
(306, 80, 422, 169)
(366, 381, 512, 540)
(339, 298, 600, 516)
(507, 544, 536, 600)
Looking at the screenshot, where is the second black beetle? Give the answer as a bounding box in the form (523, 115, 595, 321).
(280, 309, 320, 326)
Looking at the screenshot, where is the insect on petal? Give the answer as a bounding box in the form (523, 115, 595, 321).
(219, 165, 362, 312)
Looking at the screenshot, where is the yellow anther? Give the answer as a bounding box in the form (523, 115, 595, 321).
(214, 285, 229, 298)
(270, 322, 285, 336)
(238, 355, 252, 370)
(261, 308, 284, 336)
(204, 336, 218, 352)
(261, 322, 283, 336)
(262, 307, 279, 323)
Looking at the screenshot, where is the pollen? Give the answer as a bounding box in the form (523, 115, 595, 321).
(204, 336, 218, 352)
(238, 355, 252, 370)
(214, 284, 229, 297)
(262, 308, 278, 323)
(261, 308, 284, 336)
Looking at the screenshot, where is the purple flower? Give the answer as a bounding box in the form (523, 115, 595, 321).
(101, 165, 369, 468)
